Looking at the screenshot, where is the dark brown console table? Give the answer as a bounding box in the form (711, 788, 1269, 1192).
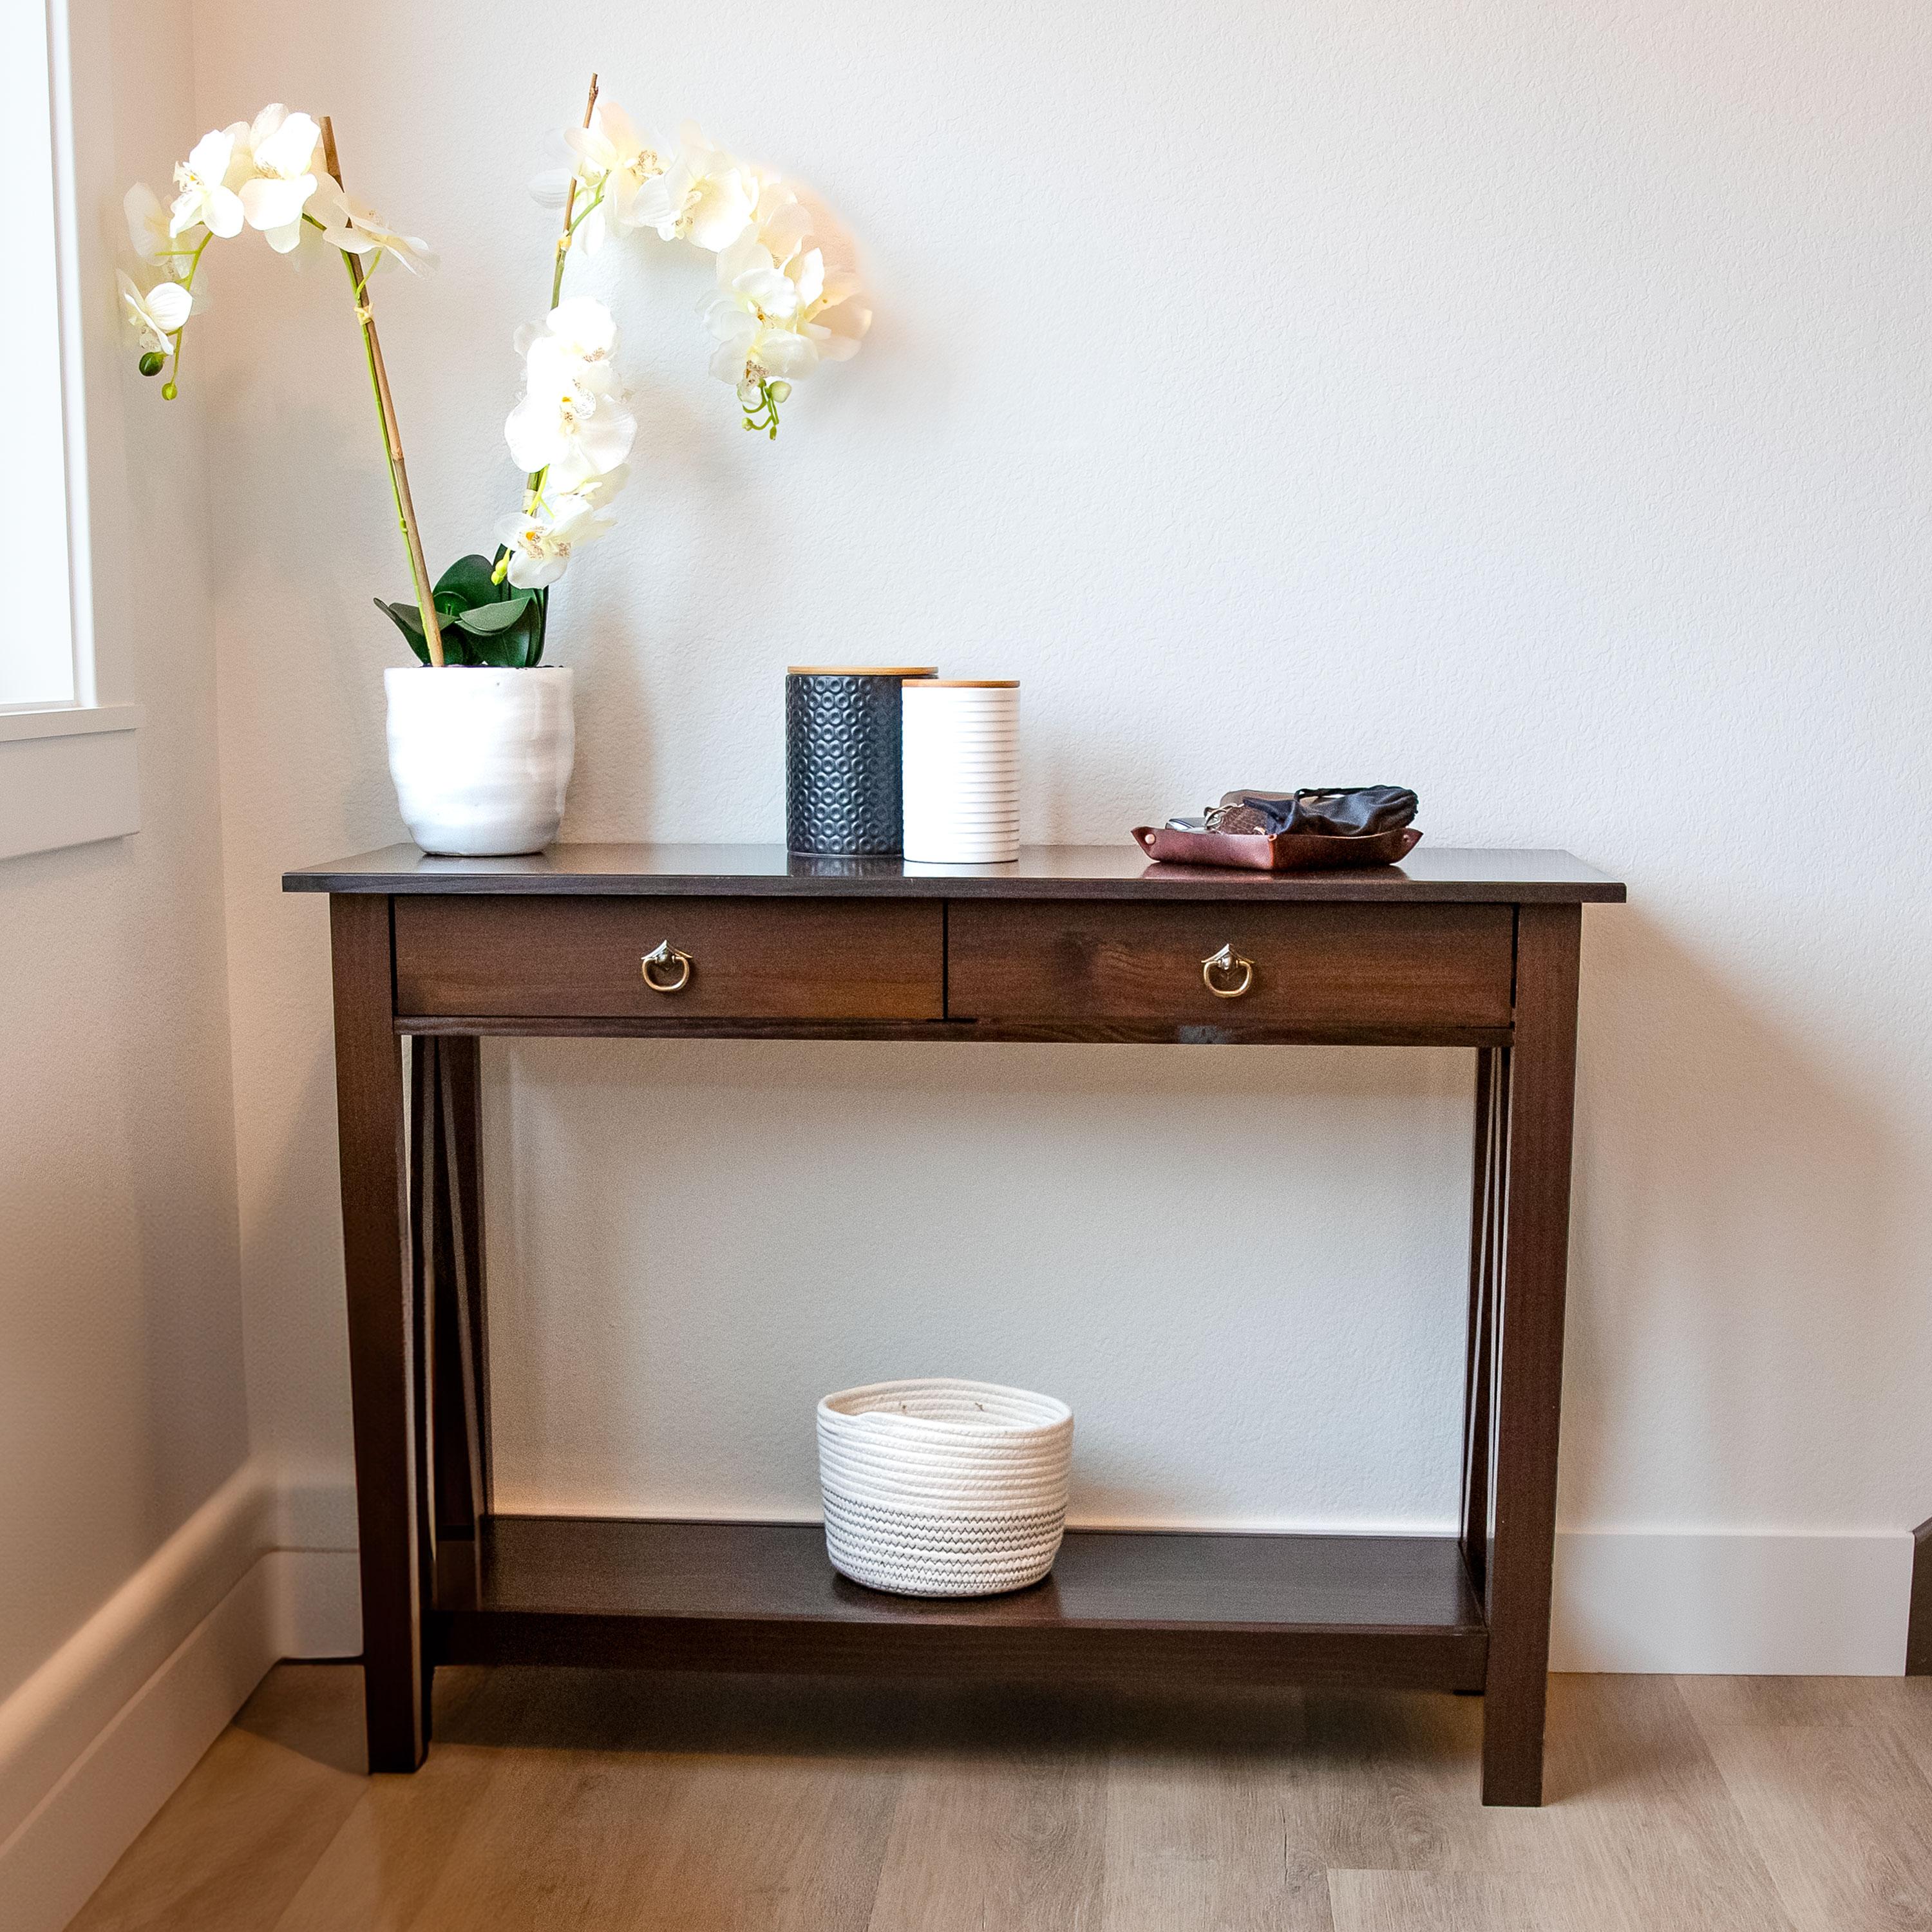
(285, 843, 1623, 1804)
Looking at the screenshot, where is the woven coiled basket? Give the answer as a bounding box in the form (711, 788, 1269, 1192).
(817, 1378, 1074, 1598)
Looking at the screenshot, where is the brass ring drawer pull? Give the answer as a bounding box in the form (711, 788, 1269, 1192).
(1202, 943, 1255, 999)
(641, 940, 694, 994)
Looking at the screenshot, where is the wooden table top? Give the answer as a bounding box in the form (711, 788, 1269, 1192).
(284, 844, 1625, 904)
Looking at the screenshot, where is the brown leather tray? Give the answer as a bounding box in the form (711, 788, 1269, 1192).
(1131, 825, 1423, 871)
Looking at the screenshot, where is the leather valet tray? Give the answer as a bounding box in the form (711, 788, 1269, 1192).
(1131, 825, 1423, 871)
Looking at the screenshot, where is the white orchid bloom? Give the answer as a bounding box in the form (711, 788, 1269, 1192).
(506, 334, 636, 487)
(233, 104, 323, 252)
(706, 309, 815, 397)
(703, 234, 870, 395)
(633, 124, 757, 251)
(550, 100, 667, 250)
(513, 296, 619, 370)
(169, 126, 244, 238)
(805, 263, 872, 364)
(726, 232, 817, 319)
(125, 182, 185, 267)
(119, 270, 193, 354)
(315, 179, 438, 275)
(217, 117, 255, 185)
(746, 179, 813, 261)
(493, 492, 614, 589)
(569, 462, 630, 509)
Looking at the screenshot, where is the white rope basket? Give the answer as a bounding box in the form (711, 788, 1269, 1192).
(817, 1378, 1074, 1598)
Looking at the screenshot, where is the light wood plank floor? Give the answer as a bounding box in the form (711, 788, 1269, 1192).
(65, 1665, 1932, 1931)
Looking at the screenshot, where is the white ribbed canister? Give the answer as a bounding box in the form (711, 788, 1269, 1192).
(900, 680, 1019, 864)
(817, 1377, 1074, 1597)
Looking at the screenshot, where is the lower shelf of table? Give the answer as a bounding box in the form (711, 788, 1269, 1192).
(429, 1517, 1489, 1691)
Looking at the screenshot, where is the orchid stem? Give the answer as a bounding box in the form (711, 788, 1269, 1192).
(321, 115, 445, 667)
(553, 73, 600, 307)
(496, 72, 601, 588)
(161, 232, 212, 399)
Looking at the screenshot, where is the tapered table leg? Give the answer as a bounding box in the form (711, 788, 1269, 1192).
(329, 895, 426, 1773)
(1481, 904, 1582, 1806)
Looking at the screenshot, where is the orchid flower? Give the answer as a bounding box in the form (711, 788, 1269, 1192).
(233, 104, 323, 252)
(493, 491, 614, 589)
(703, 232, 871, 429)
(569, 462, 630, 509)
(513, 296, 619, 370)
(530, 100, 667, 252)
(118, 270, 193, 354)
(505, 314, 636, 488)
(746, 180, 813, 261)
(169, 126, 244, 238)
(314, 179, 438, 275)
(633, 124, 757, 251)
(125, 183, 186, 268)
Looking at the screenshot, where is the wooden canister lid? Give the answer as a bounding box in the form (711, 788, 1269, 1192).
(786, 665, 938, 677)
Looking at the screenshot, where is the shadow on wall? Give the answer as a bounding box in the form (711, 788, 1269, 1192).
(1560, 905, 1907, 1530)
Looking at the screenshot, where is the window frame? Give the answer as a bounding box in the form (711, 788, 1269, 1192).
(1, 0, 144, 861)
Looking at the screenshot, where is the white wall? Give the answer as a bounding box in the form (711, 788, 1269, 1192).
(0, 3, 273, 1921)
(1, 0, 247, 1714)
(194, 0, 1932, 1658)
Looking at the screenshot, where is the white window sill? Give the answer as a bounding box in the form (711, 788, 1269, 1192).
(0, 700, 143, 744)
(0, 703, 142, 860)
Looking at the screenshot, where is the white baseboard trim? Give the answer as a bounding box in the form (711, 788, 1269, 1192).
(0, 1461, 271, 1852)
(0, 1555, 283, 1932)
(1551, 1528, 1913, 1674)
(0, 1459, 365, 1932)
(272, 1548, 363, 1662)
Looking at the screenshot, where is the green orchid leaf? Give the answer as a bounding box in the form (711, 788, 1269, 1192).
(512, 610, 543, 668)
(375, 597, 424, 637)
(497, 603, 544, 668)
(527, 588, 549, 667)
(464, 625, 528, 668)
(433, 553, 509, 609)
(451, 594, 536, 637)
(373, 598, 431, 666)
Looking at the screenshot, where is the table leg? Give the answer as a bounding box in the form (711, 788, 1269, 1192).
(1481, 904, 1582, 1806)
(329, 896, 427, 1772)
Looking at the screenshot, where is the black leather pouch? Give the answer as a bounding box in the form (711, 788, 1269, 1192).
(1209, 786, 1419, 837)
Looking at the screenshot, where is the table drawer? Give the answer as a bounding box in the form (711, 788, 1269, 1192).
(945, 901, 1514, 1033)
(394, 896, 944, 1021)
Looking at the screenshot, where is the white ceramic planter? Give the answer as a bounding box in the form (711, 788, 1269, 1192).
(384, 666, 574, 857)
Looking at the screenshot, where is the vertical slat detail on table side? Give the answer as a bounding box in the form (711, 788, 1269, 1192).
(1460, 1048, 1497, 1603)
(328, 894, 426, 1772)
(442, 1036, 491, 1524)
(415, 1037, 484, 1552)
(1480, 902, 1582, 1806)
(406, 1036, 440, 1744)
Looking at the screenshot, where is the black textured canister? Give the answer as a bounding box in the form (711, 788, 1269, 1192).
(785, 667, 936, 855)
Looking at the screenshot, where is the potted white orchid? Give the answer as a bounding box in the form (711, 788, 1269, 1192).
(122, 77, 869, 855)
